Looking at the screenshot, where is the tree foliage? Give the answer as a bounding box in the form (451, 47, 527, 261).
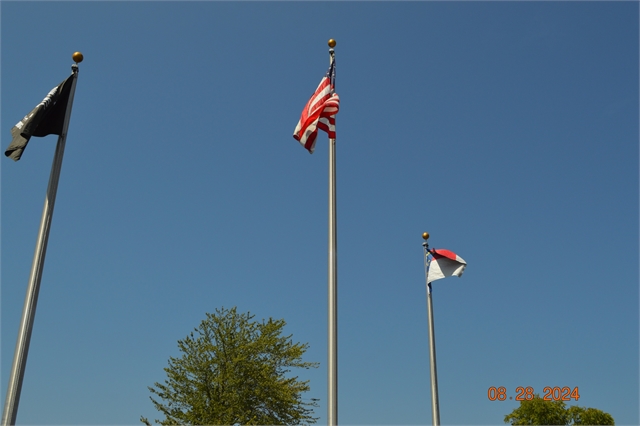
(504, 395, 614, 425)
(142, 307, 319, 425)
(504, 396, 569, 425)
(567, 406, 615, 425)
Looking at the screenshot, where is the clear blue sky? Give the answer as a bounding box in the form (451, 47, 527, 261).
(2, 2, 638, 425)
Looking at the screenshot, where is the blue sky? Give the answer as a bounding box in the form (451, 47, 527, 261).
(1, 2, 638, 425)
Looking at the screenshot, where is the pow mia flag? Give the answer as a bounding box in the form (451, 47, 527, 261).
(5, 73, 74, 161)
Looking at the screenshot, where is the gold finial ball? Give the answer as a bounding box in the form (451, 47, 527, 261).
(422, 232, 430, 240)
(328, 39, 336, 48)
(72, 52, 84, 63)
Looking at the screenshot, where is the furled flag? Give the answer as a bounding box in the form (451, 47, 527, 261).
(5, 73, 74, 161)
(293, 60, 340, 154)
(426, 249, 467, 284)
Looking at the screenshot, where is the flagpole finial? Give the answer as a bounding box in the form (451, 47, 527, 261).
(328, 39, 336, 48)
(72, 52, 84, 63)
(422, 232, 430, 241)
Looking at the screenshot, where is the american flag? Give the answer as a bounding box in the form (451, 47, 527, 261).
(293, 60, 340, 154)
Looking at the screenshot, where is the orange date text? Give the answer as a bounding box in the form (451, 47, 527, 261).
(487, 386, 580, 401)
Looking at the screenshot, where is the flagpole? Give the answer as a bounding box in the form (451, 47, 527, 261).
(2, 53, 82, 426)
(422, 232, 441, 426)
(326, 38, 338, 426)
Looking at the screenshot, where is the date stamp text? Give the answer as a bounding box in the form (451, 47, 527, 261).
(488, 386, 580, 401)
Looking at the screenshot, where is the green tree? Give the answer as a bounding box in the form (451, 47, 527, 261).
(567, 406, 615, 425)
(141, 307, 319, 425)
(504, 396, 570, 425)
(504, 396, 614, 425)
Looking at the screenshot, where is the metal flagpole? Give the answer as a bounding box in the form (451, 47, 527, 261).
(422, 232, 441, 426)
(327, 38, 338, 426)
(2, 53, 82, 426)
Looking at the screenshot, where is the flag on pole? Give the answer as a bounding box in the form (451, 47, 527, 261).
(426, 249, 467, 284)
(5, 73, 75, 161)
(293, 60, 340, 154)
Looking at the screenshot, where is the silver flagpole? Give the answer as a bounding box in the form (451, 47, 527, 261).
(327, 38, 338, 426)
(2, 53, 82, 426)
(422, 232, 440, 426)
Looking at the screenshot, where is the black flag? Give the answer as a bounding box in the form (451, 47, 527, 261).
(5, 74, 74, 161)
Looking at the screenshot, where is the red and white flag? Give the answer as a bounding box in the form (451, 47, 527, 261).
(293, 60, 340, 153)
(426, 249, 467, 284)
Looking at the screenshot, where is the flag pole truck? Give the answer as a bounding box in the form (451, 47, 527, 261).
(2, 53, 82, 426)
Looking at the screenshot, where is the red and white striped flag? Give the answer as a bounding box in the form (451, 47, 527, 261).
(426, 249, 467, 284)
(293, 60, 340, 153)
